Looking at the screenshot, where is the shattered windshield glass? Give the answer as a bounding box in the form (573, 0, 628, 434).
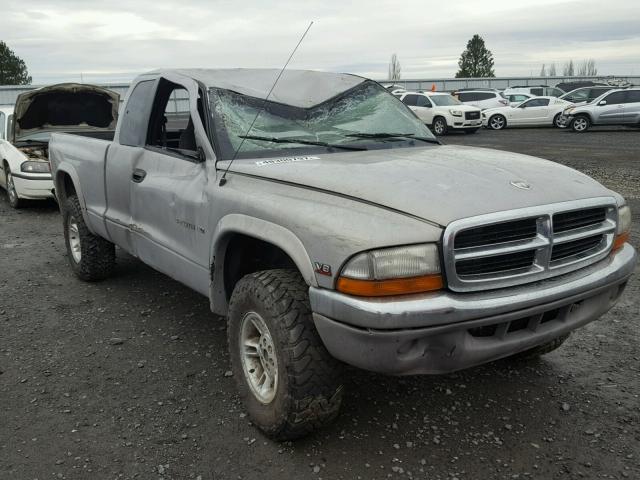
(208, 81, 436, 159)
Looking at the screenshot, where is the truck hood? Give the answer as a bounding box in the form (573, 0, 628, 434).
(228, 145, 614, 226)
(13, 83, 119, 143)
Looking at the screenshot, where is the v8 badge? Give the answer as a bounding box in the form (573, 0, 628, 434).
(314, 262, 332, 276)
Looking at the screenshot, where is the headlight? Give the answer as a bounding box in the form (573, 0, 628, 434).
(613, 205, 631, 252)
(21, 161, 51, 173)
(336, 244, 443, 297)
(450, 110, 463, 117)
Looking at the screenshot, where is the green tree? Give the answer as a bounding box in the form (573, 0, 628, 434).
(0, 41, 32, 85)
(455, 35, 495, 78)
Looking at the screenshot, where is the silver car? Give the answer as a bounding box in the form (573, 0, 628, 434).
(560, 88, 640, 132)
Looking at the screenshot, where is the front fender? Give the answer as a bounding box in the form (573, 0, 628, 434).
(208, 214, 316, 315)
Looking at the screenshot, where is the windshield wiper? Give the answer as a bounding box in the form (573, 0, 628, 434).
(345, 132, 439, 144)
(239, 135, 367, 151)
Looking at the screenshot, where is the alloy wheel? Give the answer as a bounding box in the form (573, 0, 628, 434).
(67, 216, 82, 263)
(240, 311, 278, 404)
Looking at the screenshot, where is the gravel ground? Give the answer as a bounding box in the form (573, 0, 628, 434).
(1, 127, 639, 480)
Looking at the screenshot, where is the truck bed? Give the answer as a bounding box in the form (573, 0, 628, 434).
(49, 132, 113, 238)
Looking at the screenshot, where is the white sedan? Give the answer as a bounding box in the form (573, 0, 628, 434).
(482, 96, 573, 130)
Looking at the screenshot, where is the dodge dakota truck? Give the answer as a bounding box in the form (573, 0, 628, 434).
(0, 83, 119, 208)
(49, 69, 637, 440)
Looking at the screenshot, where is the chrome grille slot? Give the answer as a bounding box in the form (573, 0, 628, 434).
(551, 234, 604, 262)
(553, 207, 606, 233)
(465, 111, 480, 120)
(455, 217, 538, 249)
(444, 199, 618, 292)
(457, 250, 536, 276)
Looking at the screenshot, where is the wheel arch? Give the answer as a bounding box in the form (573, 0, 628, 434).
(209, 214, 317, 316)
(54, 167, 91, 226)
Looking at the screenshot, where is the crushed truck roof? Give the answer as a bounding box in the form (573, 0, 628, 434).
(145, 68, 367, 108)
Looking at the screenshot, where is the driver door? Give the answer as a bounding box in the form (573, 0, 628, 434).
(515, 98, 550, 124)
(129, 76, 214, 295)
(596, 91, 627, 124)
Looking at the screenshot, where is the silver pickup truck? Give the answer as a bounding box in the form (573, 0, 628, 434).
(49, 69, 637, 440)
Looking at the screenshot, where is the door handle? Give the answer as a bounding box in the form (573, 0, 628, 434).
(132, 168, 147, 183)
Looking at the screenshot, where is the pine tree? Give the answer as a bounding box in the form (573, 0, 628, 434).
(540, 64, 547, 77)
(0, 41, 32, 85)
(548, 63, 557, 76)
(455, 35, 495, 78)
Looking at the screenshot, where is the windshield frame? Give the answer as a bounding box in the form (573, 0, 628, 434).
(208, 80, 438, 161)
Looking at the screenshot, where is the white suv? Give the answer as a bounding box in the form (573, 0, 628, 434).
(454, 89, 509, 110)
(396, 91, 482, 135)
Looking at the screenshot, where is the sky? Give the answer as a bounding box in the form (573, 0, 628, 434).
(1, 0, 639, 84)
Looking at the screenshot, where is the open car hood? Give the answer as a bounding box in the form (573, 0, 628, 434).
(13, 83, 119, 143)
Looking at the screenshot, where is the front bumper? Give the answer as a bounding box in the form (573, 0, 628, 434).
(310, 244, 637, 375)
(11, 173, 55, 200)
(452, 117, 482, 129)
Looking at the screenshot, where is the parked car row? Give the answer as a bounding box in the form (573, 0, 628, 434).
(389, 82, 639, 134)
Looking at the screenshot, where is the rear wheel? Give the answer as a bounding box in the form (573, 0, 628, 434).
(432, 117, 448, 136)
(488, 114, 506, 130)
(228, 269, 344, 440)
(62, 195, 115, 281)
(5, 166, 23, 209)
(571, 115, 590, 132)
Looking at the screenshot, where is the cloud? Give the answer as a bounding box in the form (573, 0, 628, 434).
(0, 0, 638, 83)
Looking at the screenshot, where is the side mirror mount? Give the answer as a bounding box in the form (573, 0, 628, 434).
(598, 100, 607, 106)
(197, 146, 206, 163)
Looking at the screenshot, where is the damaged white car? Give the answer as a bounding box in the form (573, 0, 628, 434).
(0, 83, 119, 208)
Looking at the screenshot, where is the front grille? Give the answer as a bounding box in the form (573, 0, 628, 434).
(455, 217, 538, 249)
(551, 234, 603, 262)
(457, 250, 535, 276)
(465, 111, 480, 120)
(444, 200, 617, 292)
(553, 207, 606, 233)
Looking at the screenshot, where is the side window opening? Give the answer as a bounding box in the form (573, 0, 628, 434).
(147, 79, 205, 153)
(0, 112, 5, 140)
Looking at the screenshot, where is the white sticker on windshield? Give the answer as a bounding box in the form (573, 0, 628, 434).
(255, 156, 320, 166)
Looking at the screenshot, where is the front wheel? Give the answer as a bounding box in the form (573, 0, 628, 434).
(5, 167, 23, 209)
(228, 269, 344, 440)
(571, 115, 590, 132)
(62, 195, 115, 281)
(432, 117, 448, 136)
(553, 113, 563, 128)
(488, 114, 506, 130)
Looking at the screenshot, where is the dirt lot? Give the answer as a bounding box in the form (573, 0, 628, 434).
(1, 127, 638, 480)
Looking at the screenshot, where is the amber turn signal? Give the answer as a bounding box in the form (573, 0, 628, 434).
(612, 232, 630, 253)
(336, 274, 443, 297)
